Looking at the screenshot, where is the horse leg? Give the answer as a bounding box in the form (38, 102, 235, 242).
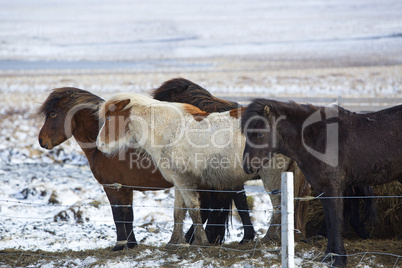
(166, 188, 187, 248)
(321, 189, 347, 267)
(293, 164, 311, 240)
(260, 169, 282, 243)
(185, 191, 211, 244)
(103, 187, 137, 251)
(203, 191, 231, 245)
(233, 189, 255, 244)
(261, 193, 281, 243)
(177, 183, 209, 246)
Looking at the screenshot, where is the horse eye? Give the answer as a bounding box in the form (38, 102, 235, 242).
(257, 132, 264, 138)
(50, 112, 57, 117)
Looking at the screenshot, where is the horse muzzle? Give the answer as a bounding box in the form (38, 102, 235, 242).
(39, 137, 53, 150)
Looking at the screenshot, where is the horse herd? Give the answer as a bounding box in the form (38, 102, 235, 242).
(38, 78, 401, 267)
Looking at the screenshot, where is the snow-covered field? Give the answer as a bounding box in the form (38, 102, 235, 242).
(1, 0, 402, 267)
(1, 0, 402, 62)
(0, 97, 277, 267)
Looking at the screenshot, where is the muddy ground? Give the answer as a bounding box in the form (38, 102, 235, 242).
(1, 238, 401, 267)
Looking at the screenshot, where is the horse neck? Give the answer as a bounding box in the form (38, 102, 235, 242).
(272, 106, 313, 160)
(275, 105, 331, 167)
(71, 108, 100, 153)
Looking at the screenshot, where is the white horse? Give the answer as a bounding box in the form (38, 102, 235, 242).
(96, 93, 303, 246)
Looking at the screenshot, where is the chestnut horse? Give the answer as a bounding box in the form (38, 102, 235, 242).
(241, 99, 402, 267)
(37, 87, 253, 250)
(152, 78, 310, 242)
(95, 93, 306, 247)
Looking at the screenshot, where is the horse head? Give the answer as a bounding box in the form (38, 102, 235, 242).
(38, 87, 102, 150)
(241, 99, 285, 174)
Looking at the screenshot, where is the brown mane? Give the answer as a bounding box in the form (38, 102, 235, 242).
(37, 87, 104, 118)
(182, 103, 210, 121)
(152, 78, 240, 112)
(241, 98, 324, 133)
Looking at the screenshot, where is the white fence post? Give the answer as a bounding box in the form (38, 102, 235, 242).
(281, 172, 295, 268)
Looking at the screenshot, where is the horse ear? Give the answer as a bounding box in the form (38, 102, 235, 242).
(114, 99, 131, 111)
(264, 105, 270, 117)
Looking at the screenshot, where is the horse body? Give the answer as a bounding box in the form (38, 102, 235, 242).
(98, 96, 255, 188)
(152, 78, 311, 243)
(37, 88, 172, 250)
(241, 99, 402, 267)
(152, 78, 255, 244)
(337, 107, 402, 186)
(97, 93, 293, 246)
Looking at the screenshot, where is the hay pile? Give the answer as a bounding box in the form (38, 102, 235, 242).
(305, 181, 402, 239)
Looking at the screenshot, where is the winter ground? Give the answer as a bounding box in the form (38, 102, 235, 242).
(1, 0, 402, 267)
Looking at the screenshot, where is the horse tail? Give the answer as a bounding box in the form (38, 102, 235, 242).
(342, 186, 378, 239)
(357, 186, 378, 227)
(152, 77, 240, 112)
(362, 186, 378, 225)
(287, 161, 311, 240)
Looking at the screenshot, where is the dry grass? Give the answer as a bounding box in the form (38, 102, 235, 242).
(305, 181, 402, 240)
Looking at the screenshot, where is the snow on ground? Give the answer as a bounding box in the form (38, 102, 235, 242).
(0, 0, 402, 61)
(0, 96, 274, 266)
(0, 0, 402, 266)
(0, 110, 272, 253)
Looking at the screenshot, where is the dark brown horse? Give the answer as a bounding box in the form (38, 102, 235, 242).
(241, 99, 402, 267)
(152, 78, 311, 242)
(37, 86, 252, 251)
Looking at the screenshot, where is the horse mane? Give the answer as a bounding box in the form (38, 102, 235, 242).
(100, 93, 210, 121)
(152, 78, 240, 112)
(241, 98, 344, 133)
(37, 87, 104, 118)
(99, 93, 161, 117)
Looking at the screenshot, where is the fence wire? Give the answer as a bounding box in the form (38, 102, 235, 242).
(0, 182, 401, 267)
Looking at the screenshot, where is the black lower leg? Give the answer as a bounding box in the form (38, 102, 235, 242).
(233, 189, 255, 243)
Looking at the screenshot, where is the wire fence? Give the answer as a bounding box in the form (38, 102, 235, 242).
(0, 179, 401, 267)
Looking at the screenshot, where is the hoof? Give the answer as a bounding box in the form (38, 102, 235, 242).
(332, 256, 348, 267)
(260, 228, 280, 245)
(260, 234, 280, 245)
(165, 243, 188, 250)
(192, 237, 210, 247)
(112, 240, 137, 251)
(112, 244, 125, 251)
(239, 238, 253, 245)
(127, 241, 138, 249)
(321, 253, 347, 267)
(165, 243, 178, 250)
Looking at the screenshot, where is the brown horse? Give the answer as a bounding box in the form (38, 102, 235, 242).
(152, 78, 311, 242)
(241, 99, 402, 266)
(37, 86, 253, 250)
